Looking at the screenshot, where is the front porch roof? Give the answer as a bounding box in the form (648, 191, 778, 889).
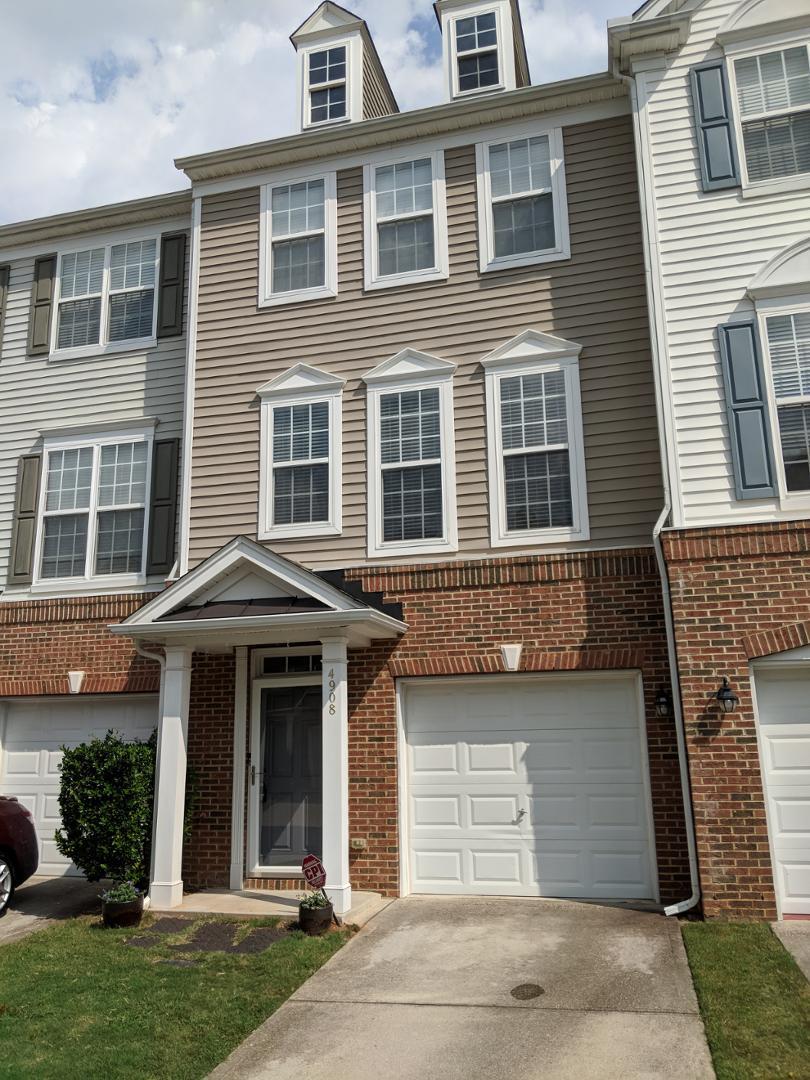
(109, 536, 408, 649)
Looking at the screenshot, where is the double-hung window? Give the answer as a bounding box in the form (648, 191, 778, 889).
(364, 350, 457, 558)
(35, 430, 152, 585)
(455, 11, 500, 94)
(54, 238, 157, 355)
(257, 365, 344, 539)
(483, 334, 588, 546)
(765, 309, 810, 493)
(732, 43, 810, 185)
(260, 174, 337, 306)
(306, 45, 348, 126)
(363, 151, 448, 289)
(477, 128, 570, 272)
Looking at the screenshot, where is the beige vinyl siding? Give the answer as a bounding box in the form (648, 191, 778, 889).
(190, 113, 662, 569)
(0, 230, 189, 592)
(362, 51, 395, 120)
(642, 0, 810, 527)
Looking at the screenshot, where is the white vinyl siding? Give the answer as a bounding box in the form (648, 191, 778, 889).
(260, 174, 337, 306)
(55, 239, 157, 356)
(734, 45, 810, 185)
(36, 433, 151, 585)
(476, 128, 570, 272)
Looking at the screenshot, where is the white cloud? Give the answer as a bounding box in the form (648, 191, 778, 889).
(0, 0, 631, 224)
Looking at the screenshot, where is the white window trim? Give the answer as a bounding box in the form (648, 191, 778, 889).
(362, 149, 449, 291)
(31, 423, 155, 592)
(757, 296, 810, 513)
(725, 32, 810, 198)
(258, 172, 338, 308)
(363, 350, 458, 560)
(475, 126, 571, 273)
(50, 232, 160, 362)
(440, 0, 517, 101)
(483, 349, 589, 547)
(298, 32, 362, 131)
(257, 365, 344, 541)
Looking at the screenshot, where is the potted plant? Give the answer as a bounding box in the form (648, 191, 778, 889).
(298, 889, 333, 935)
(101, 881, 144, 929)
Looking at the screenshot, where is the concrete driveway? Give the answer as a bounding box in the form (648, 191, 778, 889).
(0, 876, 99, 945)
(211, 897, 714, 1080)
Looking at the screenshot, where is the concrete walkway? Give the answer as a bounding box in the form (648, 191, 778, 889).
(773, 921, 810, 981)
(152, 888, 389, 927)
(0, 876, 99, 945)
(211, 896, 715, 1080)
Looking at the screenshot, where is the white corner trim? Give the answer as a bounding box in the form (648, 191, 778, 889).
(484, 349, 590, 547)
(475, 124, 571, 273)
(178, 195, 201, 577)
(365, 364, 459, 560)
(362, 148, 450, 291)
(258, 171, 338, 308)
(257, 373, 343, 542)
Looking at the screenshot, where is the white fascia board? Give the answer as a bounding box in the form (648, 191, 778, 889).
(109, 607, 408, 641)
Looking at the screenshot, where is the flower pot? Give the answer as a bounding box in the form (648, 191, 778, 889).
(102, 896, 144, 929)
(299, 901, 333, 936)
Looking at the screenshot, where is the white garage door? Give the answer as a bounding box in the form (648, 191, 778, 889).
(754, 668, 810, 916)
(0, 696, 158, 875)
(404, 675, 656, 899)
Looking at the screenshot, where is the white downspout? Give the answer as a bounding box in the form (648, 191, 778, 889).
(135, 641, 166, 908)
(617, 64, 701, 916)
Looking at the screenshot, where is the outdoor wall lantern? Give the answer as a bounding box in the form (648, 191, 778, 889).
(715, 677, 739, 714)
(655, 688, 672, 718)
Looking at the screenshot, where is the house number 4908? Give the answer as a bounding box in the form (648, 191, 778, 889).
(327, 668, 337, 715)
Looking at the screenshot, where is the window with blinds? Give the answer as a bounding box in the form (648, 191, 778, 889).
(767, 311, 810, 491)
(38, 437, 150, 582)
(379, 388, 444, 543)
(271, 402, 330, 526)
(734, 45, 810, 184)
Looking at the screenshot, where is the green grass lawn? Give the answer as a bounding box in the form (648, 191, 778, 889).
(682, 922, 810, 1080)
(0, 914, 348, 1080)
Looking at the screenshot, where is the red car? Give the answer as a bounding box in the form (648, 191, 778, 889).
(0, 796, 39, 916)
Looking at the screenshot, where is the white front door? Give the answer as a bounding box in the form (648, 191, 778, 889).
(0, 696, 159, 875)
(403, 674, 657, 899)
(754, 667, 810, 916)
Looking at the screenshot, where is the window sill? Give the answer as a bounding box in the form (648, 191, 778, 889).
(481, 248, 571, 273)
(29, 574, 148, 594)
(742, 174, 810, 199)
(258, 522, 341, 541)
(48, 338, 157, 364)
(364, 268, 449, 292)
(491, 525, 590, 547)
(2, 578, 162, 603)
(367, 538, 458, 560)
(258, 286, 337, 309)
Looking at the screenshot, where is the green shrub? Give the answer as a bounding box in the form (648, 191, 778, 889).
(56, 731, 157, 888)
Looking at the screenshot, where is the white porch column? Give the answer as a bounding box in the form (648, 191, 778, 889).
(149, 646, 193, 909)
(321, 637, 351, 916)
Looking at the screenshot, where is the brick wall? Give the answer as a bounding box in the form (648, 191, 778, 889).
(0, 594, 159, 695)
(662, 519, 810, 919)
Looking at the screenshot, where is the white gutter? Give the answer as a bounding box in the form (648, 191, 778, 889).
(177, 195, 202, 577)
(616, 65, 701, 916)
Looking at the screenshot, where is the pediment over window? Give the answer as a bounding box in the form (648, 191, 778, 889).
(719, 0, 810, 43)
(292, 1, 361, 39)
(362, 348, 456, 386)
(748, 235, 810, 300)
(256, 364, 346, 399)
(481, 329, 583, 370)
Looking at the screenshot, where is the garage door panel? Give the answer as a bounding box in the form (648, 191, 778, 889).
(1, 696, 158, 876)
(405, 677, 655, 900)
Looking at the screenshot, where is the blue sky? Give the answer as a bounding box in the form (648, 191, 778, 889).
(0, 1, 630, 224)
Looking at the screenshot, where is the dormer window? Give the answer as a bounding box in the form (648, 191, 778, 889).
(455, 12, 500, 93)
(308, 45, 347, 124)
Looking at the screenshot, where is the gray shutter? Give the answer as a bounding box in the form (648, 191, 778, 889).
(690, 60, 741, 191)
(0, 265, 9, 350)
(147, 439, 180, 576)
(718, 321, 777, 500)
(28, 254, 57, 356)
(156, 233, 186, 339)
(8, 454, 42, 584)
